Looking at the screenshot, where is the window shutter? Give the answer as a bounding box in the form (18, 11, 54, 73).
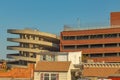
(56, 74, 59, 80)
(41, 73, 43, 80)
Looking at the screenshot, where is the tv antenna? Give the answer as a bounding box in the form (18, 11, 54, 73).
(77, 18, 80, 28)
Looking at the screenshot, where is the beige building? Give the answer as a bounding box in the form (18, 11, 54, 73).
(7, 28, 59, 66)
(34, 61, 75, 80)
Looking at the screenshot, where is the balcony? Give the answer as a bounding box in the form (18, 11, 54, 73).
(7, 46, 49, 53)
(7, 38, 59, 49)
(7, 29, 59, 42)
(61, 38, 120, 45)
(7, 54, 36, 62)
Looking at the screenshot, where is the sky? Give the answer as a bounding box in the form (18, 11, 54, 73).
(0, 0, 120, 59)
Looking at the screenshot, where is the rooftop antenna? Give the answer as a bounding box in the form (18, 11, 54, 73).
(77, 18, 80, 28)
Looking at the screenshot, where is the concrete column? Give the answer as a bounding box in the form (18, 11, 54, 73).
(88, 45, 90, 48)
(102, 53, 105, 57)
(117, 33, 119, 38)
(88, 35, 90, 39)
(75, 36, 77, 40)
(117, 53, 119, 56)
(117, 43, 119, 47)
(103, 44, 105, 48)
(75, 45, 77, 49)
(88, 54, 90, 57)
(36, 55, 40, 62)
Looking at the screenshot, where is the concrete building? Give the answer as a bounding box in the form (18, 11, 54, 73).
(7, 28, 59, 66)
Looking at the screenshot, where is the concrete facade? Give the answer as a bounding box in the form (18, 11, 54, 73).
(7, 29, 59, 66)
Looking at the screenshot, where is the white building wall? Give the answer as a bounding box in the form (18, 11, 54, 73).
(57, 54, 67, 61)
(68, 51, 82, 64)
(57, 51, 82, 64)
(67, 63, 75, 80)
(34, 72, 68, 80)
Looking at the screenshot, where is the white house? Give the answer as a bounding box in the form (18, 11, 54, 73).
(34, 61, 75, 80)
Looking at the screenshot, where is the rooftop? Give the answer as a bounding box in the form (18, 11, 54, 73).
(63, 25, 120, 31)
(83, 67, 120, 77)
(35, 61, 71, 72)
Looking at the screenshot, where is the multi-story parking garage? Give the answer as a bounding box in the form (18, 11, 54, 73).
(60, 12, 120, 63)
(7, 29, 59, 66)
(60, 26, 120, 63)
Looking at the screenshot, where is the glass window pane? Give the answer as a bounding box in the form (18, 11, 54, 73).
(44, 74, 49, 80)
(51, 74, 57, 80)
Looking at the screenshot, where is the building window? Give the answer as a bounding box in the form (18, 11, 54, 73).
(104, 34, 117, 38)
(63, 45, 75, 49)
(104, 53, 117, 57)
(41, 73, 59, 80)
(33, 53, 36, 58)
(77, 35, 89, 40)
(104, 43, 117, 47)
(77, 45, 88, 49)
(90, 54, 103, 57)
(90, 34, 103, 39)
(51, 74, 57, 80)
(90, 44, 103, 48)
(44, 74, 49, 80)
(63, 36, 75, 40)
(43, 55, 46, 60)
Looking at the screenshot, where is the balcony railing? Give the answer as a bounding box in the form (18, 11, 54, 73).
(7, 54, 36, 62)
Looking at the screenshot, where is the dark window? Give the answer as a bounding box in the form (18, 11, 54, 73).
(27, 35, 30, 39)
(104, 34, 117, 38)
(26, 52, 29, 57)
(63, 36, 75, 40)
(104, 53, 117, 57)
(33, 53, 36, 58)
(77, 36, 89, 40)
(90, 34, 103, 39)
(51, 74, 58, 80)
(77, 45, 88, 49)
(43, 55, 46, 60)
(104, 43, 117, 47)
(44, 74, 49, 80)
(23, 43, 29, 48)
(90, 44, 103, 48)
(63, 45, 75, 49)
(90, 54, 102, 57)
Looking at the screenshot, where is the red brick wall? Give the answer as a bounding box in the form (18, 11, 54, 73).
(110, 12, 120, 26)
(60, 27, 120, 52)
(0, 64, 34, 78)
(109, 77, 120, 80)
(60, 28, 120, 62)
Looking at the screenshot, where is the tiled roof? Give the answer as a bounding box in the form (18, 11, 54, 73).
(35, 61, 71, 72)
(89, 57, 120, 62)
(83, 67, 120, 77)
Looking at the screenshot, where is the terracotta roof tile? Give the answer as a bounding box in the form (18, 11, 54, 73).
(89, 57, 120, 62)
(35, 61, 71, 72)
(83, 67, 120, 77)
